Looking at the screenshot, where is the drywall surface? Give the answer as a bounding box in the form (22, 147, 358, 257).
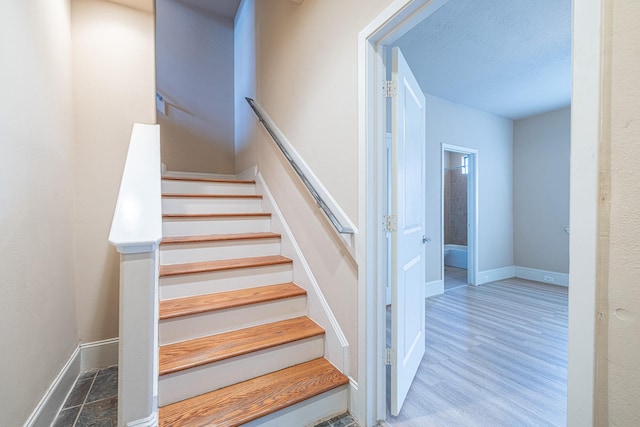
(513, 107, 570, 274)
(71, 0, 156, 343)
(156, 0, 235, 174)
(250, 0, 393, 381)
(596, 0, 640, 424)
(425, 94, 514, 282)
(0, 0, 79, 424)
(234, 0, 258, 173)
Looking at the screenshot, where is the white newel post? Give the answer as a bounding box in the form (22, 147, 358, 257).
(109, 124, 162, 427)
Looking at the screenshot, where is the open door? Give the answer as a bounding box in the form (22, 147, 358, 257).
(389, 47, 426, 416)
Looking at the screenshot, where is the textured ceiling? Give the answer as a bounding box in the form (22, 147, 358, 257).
(175, 0, 241, 19)
(394, 0, 572, 120)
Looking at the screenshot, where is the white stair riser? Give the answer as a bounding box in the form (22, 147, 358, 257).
(158, 336, 325, 406)
(160, 239, 281, 265)
(159, 264, 293, 299)
(162, 197, 263, 214)
(159, 296, 307, 345)
(161, 180, 256, 195)
(243, 387, 348, 427)
(162, 216, 271, 236)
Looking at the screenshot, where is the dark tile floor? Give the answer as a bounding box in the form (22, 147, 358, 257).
(53, 366, 118, 427)
(53, 365, 357, 426)
(314, 413, 361, 427)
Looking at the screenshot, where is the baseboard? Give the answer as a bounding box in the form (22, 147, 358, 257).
(477, 266, 515, 285)
(80, 337, 119, 371)
(24, 346, 80, 427)
(254, 173, 349, 374)
(515, 266, 569, 286)
(425, 280, 444, 298)
(25, 338, 120, 427)
(348, 378, 363, 426)
(236, 165, 258, 180)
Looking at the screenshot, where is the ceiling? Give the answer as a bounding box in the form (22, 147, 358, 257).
(176, 0, 241, 19)
(393, 0, 572, 120)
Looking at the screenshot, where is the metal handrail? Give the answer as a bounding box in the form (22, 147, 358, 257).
(245, 97, 354, 234)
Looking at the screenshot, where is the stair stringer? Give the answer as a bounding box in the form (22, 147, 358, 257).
(254, 172, 349, 377)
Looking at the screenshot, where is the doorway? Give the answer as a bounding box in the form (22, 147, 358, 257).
(442, 145, 477, 290)
(357, 0, 601, 425)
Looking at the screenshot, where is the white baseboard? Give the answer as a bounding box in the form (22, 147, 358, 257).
(477, 266, 516, 285)
(80, 338, 119, 371)
(25, 338, 120, 427)
(24, 346, 80, 427)
(515, 266, 569, 286)
(236, 165, 258, 180)
(425, 280, 444, 298)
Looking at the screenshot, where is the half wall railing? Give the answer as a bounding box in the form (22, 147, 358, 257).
(108, 123, 161, 427)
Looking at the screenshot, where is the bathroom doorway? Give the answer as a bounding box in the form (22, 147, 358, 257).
(442, 145, 477, 289)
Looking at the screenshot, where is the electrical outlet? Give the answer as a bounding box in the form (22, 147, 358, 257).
(483, 275, 489, 282)
(543, 275, 554, 282)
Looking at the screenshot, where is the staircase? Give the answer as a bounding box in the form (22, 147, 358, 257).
(156, 175, 349, 426)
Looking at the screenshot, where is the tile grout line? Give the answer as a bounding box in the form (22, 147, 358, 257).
(71, 371, 98, 427)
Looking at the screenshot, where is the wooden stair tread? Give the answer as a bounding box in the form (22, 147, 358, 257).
(162, 176, 255, 184)
(159, 255, 292, 277)
(162, 193, 262, 199)
(159, 316, 324, 375)
(161, 232, 280, 245)
(158, 358, 348, 427)
(162, 212, 271, 219)
(159, 283, 306, 320)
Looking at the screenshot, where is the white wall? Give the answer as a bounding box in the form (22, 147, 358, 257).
(71, 0, 156, 343)
(514, 107, 570, 274)
(240, 0, 393, 383)
(425, 94, 514, 282)
(0, 1, 79, 424)
(157, 0, 235, 174)
(234, 0, 258, 173)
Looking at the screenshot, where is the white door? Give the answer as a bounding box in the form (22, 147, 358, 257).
(389, 47, 426, 416)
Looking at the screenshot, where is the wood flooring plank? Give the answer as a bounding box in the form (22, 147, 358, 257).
(158, 358, 348, 427)
(161, 232, 280, 245)
(387, 276, 568, 427)
(159, 316, 323, 376)
(159, 255, 291, 277)
(159, 283, 305, 320)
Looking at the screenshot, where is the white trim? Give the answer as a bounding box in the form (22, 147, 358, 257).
(109, 123, 162, 255)
(515, 266, 569, 287)
(126, 411, 158, 427)
(24, 338, 121, 427)
(80, 338, 119, 371)
(477, 266, 516, 285)
(236, 165, 258, 180)
(254, 173, 350, 375)
(424, 280, 443, 298)
(24, 347, 80, 427)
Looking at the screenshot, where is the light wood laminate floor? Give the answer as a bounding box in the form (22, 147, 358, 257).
(387, 277, 568, 426)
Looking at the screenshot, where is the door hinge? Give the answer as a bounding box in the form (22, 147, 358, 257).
(384, 215, 397, 232)
(384, 347, 394, 366)
(383, 80, 397, 97)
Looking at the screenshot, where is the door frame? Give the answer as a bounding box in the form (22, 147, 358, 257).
(442, 144, 478, 286)
(356, 0, 602, 426)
